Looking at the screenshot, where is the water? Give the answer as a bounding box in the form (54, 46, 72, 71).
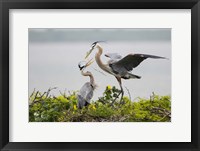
(29, 41, 171, 101)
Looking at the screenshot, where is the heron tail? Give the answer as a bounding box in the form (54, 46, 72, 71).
(123, 73, 141, 79)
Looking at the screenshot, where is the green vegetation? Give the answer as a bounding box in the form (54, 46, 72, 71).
(29, 86, 171, 122)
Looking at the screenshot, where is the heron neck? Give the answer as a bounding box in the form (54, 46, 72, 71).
(81, 70, 95, 85)
(95, 45, 109, 72)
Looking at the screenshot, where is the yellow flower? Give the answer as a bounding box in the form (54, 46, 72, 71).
(73, 105, 77, 110)
(107, 85, 112, 90)
(70, 95, 76, 100)
(92, 105, 96, 110)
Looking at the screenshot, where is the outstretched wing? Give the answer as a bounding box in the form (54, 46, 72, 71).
(105, 53, 122, 64)
(105, 53, 122, 60)
(110, 53, 166, 73)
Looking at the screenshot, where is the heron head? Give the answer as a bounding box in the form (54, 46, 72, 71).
(85, 41, 105, 59)
(78, 58, 94, 70)
(78, 61, 86, 70)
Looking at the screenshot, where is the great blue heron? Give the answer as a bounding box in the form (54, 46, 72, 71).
(77, 59, 96, 109)
(85, 41, 166, 103)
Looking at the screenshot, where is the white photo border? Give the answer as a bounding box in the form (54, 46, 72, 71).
(9, 9, 191, 142)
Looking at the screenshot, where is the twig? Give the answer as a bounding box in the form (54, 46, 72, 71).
(29, 99, 42, 106)
(119, 115, 129, 122)
(158, 112, 171, 121)
(151, 107, 171, 118)
(32, 91, 39, 103)
(111, 91, 121, 106)
(39, 92, 47, 98)
(98, 97, 106, 104)
(29, 87, 57, 107)
(92, 67, 107, 76)
(59, 90, 67, 98)
(150, 92, 155, 102)
(46, 87, 57, 98)
(125, 86, 131, 101)
(53, 96, 59, 101)
(29, 88, 36, 100)
(68, 90, 72, 96)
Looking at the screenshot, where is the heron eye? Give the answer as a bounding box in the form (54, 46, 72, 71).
(91, 43, 96, 49)
(91, 45, 94, 49)
(78, 63, 85, 70)
(78, 61, 86, 67)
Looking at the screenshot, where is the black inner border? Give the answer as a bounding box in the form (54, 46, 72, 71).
(0, 0, 199, 151)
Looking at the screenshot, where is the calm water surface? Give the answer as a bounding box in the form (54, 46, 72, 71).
(29, 41, 171, 101)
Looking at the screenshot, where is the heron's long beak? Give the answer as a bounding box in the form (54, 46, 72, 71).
(85, 48, 94, 59)
(85, 58, 94, 67)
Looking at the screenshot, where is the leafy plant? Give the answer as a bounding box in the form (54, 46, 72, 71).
(29, 86, 171, 122)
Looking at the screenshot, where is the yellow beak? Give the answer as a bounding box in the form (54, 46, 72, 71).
(85, 58, 94, 67)
(85, 48, 93, 59)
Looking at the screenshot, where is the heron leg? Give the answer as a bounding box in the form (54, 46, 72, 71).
(111, 77, 123, 105)
(119, 85, 124, 104)
(85, 101, 90, 107)
(117, 77, 125, 104)
(111, 91, 121, 106)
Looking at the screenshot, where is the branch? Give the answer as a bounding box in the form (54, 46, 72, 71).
(32, 91, 39, 103)
(111, 91, 121, 106)
(150, 92, 155, 102)
(29, 88, 36, 101)
(97, 97, 106, 104)
(125, 86, 131, 101)
(29, 87, 57, 107)
(59, 90, 67, 98)
(158, 112, 171, 121)
(151, 107, 171, 118)
(92, 67, 107, 76)
(46, 87, 57, 98)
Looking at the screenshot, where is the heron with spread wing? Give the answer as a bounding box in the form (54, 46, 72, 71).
(85, 41, 166, 103)
(77, 59, 96, 109)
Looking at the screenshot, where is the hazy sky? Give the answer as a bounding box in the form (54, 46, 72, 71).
(29, 29, 171, 101)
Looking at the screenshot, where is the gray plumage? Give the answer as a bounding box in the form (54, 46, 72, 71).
(77, 82, 94, 109)
(77, 60, 96, 109)
(109, 53, 166, 79)
(85, 41, 167, 102)
(105, 53, 122, 63)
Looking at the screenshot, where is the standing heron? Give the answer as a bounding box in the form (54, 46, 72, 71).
(85, 41, 166, 103)
(77, 59, 96, 109)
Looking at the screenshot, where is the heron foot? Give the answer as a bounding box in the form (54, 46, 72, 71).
(119, 98, 124, 104)
(119, 91, 124, 104)
(111, 91, 122, 106)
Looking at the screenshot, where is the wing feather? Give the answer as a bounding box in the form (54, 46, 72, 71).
(105, 53, 122, 60)
(111, 54, 166, 73)
(78, 82, 93, 101)
(105, 53, 122, 64)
